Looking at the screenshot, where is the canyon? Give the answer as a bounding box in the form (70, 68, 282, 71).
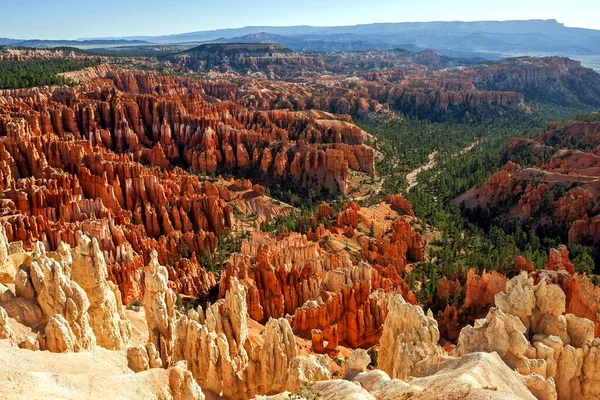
(1, 38, 600, 400)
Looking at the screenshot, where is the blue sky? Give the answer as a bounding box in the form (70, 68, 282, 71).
(1, 0, 599, 39)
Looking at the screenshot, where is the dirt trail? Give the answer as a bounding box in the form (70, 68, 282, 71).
(406, 151, 438, 192)
(406, 140, 482, 193)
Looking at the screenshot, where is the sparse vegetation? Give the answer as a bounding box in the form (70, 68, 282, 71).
(126, 299, 143, 312)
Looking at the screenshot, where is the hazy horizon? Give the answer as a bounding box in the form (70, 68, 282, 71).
(1, 0, 599, 40)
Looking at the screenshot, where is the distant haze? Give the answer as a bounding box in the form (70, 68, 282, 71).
(0, 0, 599, 40)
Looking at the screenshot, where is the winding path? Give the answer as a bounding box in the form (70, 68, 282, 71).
(406, 151, 438, 193)
(405, 140, 482, 193)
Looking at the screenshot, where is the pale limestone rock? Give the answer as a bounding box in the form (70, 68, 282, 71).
(168, 361, 206, 400)
(523, 374, 558, 400)
(285, 354, 330, 393)
(53, 242, 73, 277)
(343, 348, 371, 379)
(566, 313, 594, 348)
(146, 342, 163, 369)
(26, 242, 95, 351)
(457, 272, 600, 399)
(0, 224, 10, 283)
(18, 336, 40, 351)
(71, 236, 131, 350)
(412, 352, 538, 400)
(127, 345, 151, 373)
(257, 352, 536, 400)
(495, 271, 536, 330)
(127, 342, 164, 372)
(378, 294, 443, 380)
(174, 278, 250, 398)
(249, 317, 298, 394)
(175, 278, 329, 399)
(0, 306, 15, 342)
(353, 370, 418, 399)
(144, 250, 176, 368)
(456, 307, 530, 367)
(45, 314, 77, 353)
(254, 380, 376, 400)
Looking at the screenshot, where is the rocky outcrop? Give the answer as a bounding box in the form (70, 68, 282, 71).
(457, 272, 600, 399)
(174, 278, 329, 399)
(144, 250, 176, 368)
(220, 221, 419, 350)
(472, 57, 600, 108)
(168, 361, 207, 400)
(1, 236, 138, 353)
(455, 119, 600, 248)
(71, 235, 131, 349)
(0, 306, 14, 342)
(379, 294, 444, 380)
(20, 242, 96, 352)
(0, 224, 14, 284)
(0, 69, 379, 303)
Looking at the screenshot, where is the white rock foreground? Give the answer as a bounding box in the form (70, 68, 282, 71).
(0, 229, 598, 399)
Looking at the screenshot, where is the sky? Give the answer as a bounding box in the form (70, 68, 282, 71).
(1, 0, 599, 40)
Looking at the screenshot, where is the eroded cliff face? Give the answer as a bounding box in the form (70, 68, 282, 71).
(232, 69, 527, 121)
(455, 119, 600, 248)
(218, 197, 422, 352)
(472, 57, 600, 107)
(167, 43, 325, 78)
(0, 68, 377, 302)
(4, 229, 600, 400)
(1, 235, 130, 353)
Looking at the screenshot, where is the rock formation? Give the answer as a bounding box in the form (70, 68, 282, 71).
(0, 225, 9, 283)
(457, 271, 600, 399)
(0, 68, 379, 303)
(455, 119, 600, 248)
(378, 294, 444, 380)
(220, 214, 420, 351)
(167, 43, 325, 78)
(71, 235, 131, 349)
(144, 250, 176, 368)
(0, 306, 14, 342)
(472, 56, 600, 108)
(174, 278, 329, 399)
(18, 242, 95, 352)
(0, 234, 141, 354)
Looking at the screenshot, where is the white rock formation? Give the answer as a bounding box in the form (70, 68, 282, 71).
(378, 294, 444, 380)
(168, 361, 206, 400)
(255, 352, 535, 400)
(71, 236, 131, 349)
(174, 278, 329, 399)
(24, 242, 95, 352)
(144, 250, 176, 368)
(457, 271, 600, 400)
(343, 348, 371, 379)
(45, 314, 79, 353)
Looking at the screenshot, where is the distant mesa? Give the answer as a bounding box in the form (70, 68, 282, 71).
(166, 42, 324, 75)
